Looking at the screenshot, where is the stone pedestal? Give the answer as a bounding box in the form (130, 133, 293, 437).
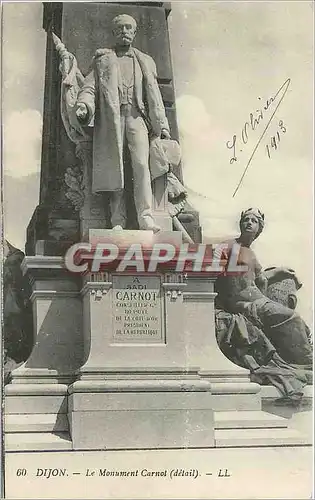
(9, 257, 84, 385)
(68, 229, 213, 449)
(65, 229, 256, 450)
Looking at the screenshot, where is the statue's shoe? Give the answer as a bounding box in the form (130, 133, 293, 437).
(140, 223, 161, 233)
(151, 224, 161, 234)
(112, 225, 124, 231)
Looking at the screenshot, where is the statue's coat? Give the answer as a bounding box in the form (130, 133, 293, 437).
(77, 47, 170, 193)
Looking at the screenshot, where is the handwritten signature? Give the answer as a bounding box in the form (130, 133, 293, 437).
(226, 78, 291, 197)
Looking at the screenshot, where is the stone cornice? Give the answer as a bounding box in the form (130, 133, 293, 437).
(21, 256, 65, 274)
(81, 281, 113, 298)
(69, 378, 212, 394)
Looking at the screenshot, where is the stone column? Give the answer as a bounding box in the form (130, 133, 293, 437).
(76, 142, 109, 239)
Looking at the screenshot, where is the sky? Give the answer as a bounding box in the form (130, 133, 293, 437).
(2, 1, 314, 323)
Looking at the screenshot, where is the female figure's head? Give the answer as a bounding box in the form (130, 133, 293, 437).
(239, 208, 265, 245)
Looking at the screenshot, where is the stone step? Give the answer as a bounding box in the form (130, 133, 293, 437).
(214, 411, 288, 429)
(5, 414, 69, 433)
(215, 427, 311, 447)
(5, 395, 67, 414)
(5, 432, 72, 452)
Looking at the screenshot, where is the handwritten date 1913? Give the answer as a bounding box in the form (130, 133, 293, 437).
(227, 78, 291, 197)
(266, 120, 287, 159)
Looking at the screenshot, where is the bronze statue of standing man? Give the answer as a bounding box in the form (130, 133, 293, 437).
(76, 14, 171, 232)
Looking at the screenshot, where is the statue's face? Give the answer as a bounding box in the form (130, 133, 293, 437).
(112, 18, 137, 46)
(240, 214, 260, 237)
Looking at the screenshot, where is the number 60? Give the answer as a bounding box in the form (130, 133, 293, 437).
(16, 469, 27, 476)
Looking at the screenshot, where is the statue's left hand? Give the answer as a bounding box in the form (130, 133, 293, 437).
(161, 129, 171, 140)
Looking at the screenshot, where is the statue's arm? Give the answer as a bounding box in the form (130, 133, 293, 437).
(76, 69, 96, 125)
(254, 259, 268, 294)
(150, 58, 170, 136)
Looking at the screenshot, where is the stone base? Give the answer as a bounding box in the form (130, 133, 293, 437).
(214, 426, 309, 447)
(5, 381, 312, 451)
(69, 408, 214, 450)
(5, 384, 68, 414)
(6, 249, 311, 451)
(68, 379, 214, 450)
(4, 383, 71, 452)
(5, 432, 72, 452)
(209, 382, 262, 411)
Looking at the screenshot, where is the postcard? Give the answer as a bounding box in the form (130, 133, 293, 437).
(1, 1, 313, 499)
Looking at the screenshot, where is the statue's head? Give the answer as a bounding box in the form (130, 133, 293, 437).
(239, 207, 264, 241)
(112, 14, 137, 46)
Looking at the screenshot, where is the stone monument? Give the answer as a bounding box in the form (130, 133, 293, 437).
(5, 2, 308, 451)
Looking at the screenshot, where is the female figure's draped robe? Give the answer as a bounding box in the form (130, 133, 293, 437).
(215, 240, 312, 401)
